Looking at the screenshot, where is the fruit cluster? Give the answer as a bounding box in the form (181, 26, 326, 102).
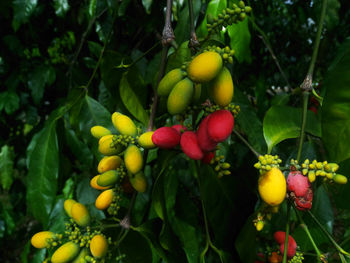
(31, 200, 111, 262)
(254, 154, 282, 174)
(152, 109, 234, 165)
(206, 1, 252, 34)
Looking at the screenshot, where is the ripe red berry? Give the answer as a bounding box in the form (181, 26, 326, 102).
(171, 124, 187, 135)
(152, 127, 180, 149)
(197, 115, 217, 152)
(273, 231, 297, 258)
(180, 131, 204, 160)
(207, 110, 234, 143)
(287, 171, 310, 197)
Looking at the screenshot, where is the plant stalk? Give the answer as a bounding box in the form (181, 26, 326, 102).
(188, 0, 199, 50)
(282, 203, 291, 263)
(296, 92, 309, 162)
(233, 129, 260, 158)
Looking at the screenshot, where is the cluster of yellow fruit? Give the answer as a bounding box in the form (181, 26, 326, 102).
(91, 112, 156, 199)
(31, 199, 109, 263)
(158, 48, 234, 115)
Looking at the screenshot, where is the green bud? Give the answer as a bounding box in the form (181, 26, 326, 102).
(302, 169, 308, 175)
(238, 1, 245, 8)
(254, 163, 261, 169)
(245, 6, 252, 13)
(221, 163, 231, 169)
(239, 13, 246, 21)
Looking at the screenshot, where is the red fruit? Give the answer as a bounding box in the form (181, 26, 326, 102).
(197, 115, 217, 152)
(294, 188, 313, 211)
(201, 151, 215, 164)
(287, 171, 310, 197)
(152, 127, 180, 149)
(207, 110, 234, 143)
(180, 131, 204, 160)
(171, 124, 187, 135)
(274, 231, 297, 258)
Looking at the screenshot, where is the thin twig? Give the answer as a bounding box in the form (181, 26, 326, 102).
(233, 129, 260, 158)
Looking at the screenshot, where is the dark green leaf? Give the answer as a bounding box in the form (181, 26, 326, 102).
(311, 185, 334, 233)
(0, 91, 20, 114)
(263, 105, 321, 153)
(322, 38, 350, 163)
(142, 0, 153, 14)
(119, 230, 153, 263)
(235, 214, 257, 263)
(48, 197, 66, 233)
(119, 73, 149, 126)
(314, 0, 340, 30)
(30, 248, 46, 263)
(12, 0, 38, 31)
(53, 0, 69, 17)
(89, 0, 97, 17)
(26, 121, 59, 226)
(0, 145, 14, 190)
(166, 41, 192, 72)
(88, 41, 102, 58)
(227, 19, 252, 63)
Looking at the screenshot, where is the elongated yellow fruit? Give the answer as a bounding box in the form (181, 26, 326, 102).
(97, 155, 122, 173)
(187, 51, 223, 83)
(97, 170, 119, 187)
(158, 68, 184, 96)
(90, 126, 111, 139)
(90, 175, 112, 190)
(124, 144, 143, 174)
(129, 172, 147, 193)
(99, 134, 114, 145)
(138, 131, 156, 149)
(258, 167, 286, 206)
(31, 231, 55, 248)
(209, 67, 233, 106)
(112, 112, 137, 136)
(90, 235, 108, 258)
(167, 78, 194, 115)
(71, 203, 90, 227)
(51, 241, 80, 263)
(64, 199, 77, 218)
(98, 135, 123, 156)
(95, 189, 115, 210)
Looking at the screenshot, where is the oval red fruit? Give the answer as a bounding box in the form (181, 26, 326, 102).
(274, 231, 297, 258)
(171, 124, 187, 135)
(152, 127, 180, 149)
(197, 115, 217, 152)
(207, 110, 234, 142)
(287, 171, 310, 197)
(180, 131, 204, 160)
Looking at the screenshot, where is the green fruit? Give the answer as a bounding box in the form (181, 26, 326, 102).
(209, 67, 234, 106)
(167, 78, 194, 115)
(129, 172, 147, 193)
(51, 241, 80, 263)
(158, 68, 184, 96)
(124, 144, 143, 174)
(187, 51, 223, 83)
(72, 248, 89, 263)
(97, 170, 119, 187)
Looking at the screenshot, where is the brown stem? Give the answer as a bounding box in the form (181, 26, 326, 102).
(162, 0, 175, 46)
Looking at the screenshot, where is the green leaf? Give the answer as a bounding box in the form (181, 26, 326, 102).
(311, 185, 334, 233)
(263, 105, 321, 153)
(227, 19, 252, 63)
(142, 0, 152, 14)
(196, 0, 227, 39)
(0, 91, 20, 114)
(119, 73, 149, 126)
(0, 145, 14, 190)
(119, 230, 153, 263)
(88, 41, 102, 58)
(53, 0, 69, 17)
(89, 0, 97, 17)
(26, 121, 59, 226)
(12, 0, 38, 31)
(166, 41, 192, 72)
(27, 65, 56, 104)
(314, 0, 340, 30)
(235, 214, 257, 263)
(321, 38, 350, 163)
(48, 197, 66, 233)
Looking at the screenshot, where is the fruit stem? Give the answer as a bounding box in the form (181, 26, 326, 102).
(296, 91, 309, 163)
(147, 0, 174, 131)
(294, 207, 322, 262)
(282, 202, 291, 263)
(188, 0, 200, 50)
(307, 210, 350, 256)
(233, 129, 260, 158)
(195, 161, 224, 263)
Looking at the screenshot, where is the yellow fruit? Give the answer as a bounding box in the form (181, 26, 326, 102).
(72, 248, 89, 263)
(51, 241, 80, 263)
(90, 175, 111, 190)
(97, 155, 122, 173)
(138, 131, 156, 149)
(90, 126, 111, 139)
(129, 172, 147, 193)
(90, 235, 108, 258)
(95, 189, 115, 210)
(31, 231, 55, 248)
(124, 144, 143, 174)
(187, 51, 223, 83)
(167, 78, 194, 115)
(209, 67, 233, 106)
(158, 68, 184, 96)
(334, 174, 347, 184)
(112, 112, 137, 136)
(98, 134, 114, 145)
(97, 170, 119, 187)
(258, 167, 286, 206)
(71, 203, 90, 227)
(98, 135, 123, 156)
(64, 199, 77, 218)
